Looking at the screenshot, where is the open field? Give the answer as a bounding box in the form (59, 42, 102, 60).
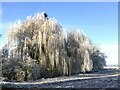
(0, 67, 120, 89)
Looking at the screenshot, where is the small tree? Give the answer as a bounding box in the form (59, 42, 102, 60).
(91, 50, 106, 71)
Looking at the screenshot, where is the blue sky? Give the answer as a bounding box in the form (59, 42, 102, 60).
(0, 2, 118, 65)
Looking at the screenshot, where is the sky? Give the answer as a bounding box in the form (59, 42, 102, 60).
(0, 2, 118, 65)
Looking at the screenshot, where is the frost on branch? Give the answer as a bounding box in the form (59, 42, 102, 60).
(1, 12, 106, 81)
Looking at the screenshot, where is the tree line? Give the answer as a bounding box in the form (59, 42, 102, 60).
(0, 12, 106, 81)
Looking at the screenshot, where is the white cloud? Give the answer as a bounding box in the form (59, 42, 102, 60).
(100, 44, 118, 65)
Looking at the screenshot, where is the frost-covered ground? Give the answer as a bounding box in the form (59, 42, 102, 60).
(0, 66, 120, 89)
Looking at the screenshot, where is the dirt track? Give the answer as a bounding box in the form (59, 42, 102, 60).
(0, 68, 120, 89)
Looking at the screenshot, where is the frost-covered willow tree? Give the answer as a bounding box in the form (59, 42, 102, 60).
(66, 31, 94, 74)
(2, 12, 106, 81)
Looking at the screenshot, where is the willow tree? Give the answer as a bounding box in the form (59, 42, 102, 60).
(2, 12, 106, 81)
(66, 30, 93, 74)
